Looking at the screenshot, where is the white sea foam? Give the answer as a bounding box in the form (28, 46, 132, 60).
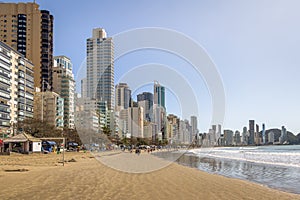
(189, 146, 300, 168)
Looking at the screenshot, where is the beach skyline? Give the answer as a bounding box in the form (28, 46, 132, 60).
(3, 0, 300, 133)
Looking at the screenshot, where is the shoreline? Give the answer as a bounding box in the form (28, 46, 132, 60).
(153, 148, 300, 195)
(0, 151, 300, 200)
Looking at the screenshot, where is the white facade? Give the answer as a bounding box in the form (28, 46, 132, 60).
(86, 28, 114, 110)
(74, 96, 99, 133)
(0, 41, 34, 133)
(268, 131, 275, 144)
(190, 116, 198, 136)
(153, 104, 166, 140)
(115, 83, 131, 112)
(128, 107, 144, 138)
(53, 56, 75, 129)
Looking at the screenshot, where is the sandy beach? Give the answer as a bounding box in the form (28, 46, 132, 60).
(0, 151, 299, 200)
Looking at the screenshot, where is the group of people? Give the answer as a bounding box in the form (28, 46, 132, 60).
(135, 148, 141, 155)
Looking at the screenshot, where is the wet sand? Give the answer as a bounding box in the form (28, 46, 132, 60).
(0, 151, 299, 200)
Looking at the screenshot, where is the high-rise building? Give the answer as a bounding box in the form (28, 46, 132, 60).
(216, 124, 222, 141)
(0, 2, 54, 90)
(248, 120, 255, 145)
(208, 128, 216, 146)
(224, 130, 234, 146)
(178, 119, 192, 144)
(81, 78, 87, 98)
(53, 56, 75, 129)
(74, 96, 99, 133)
(242, 126, 248, 145)
(212, 124, 217, 143)
(128, 106, 144, 138)
(190, 116, 199, 144)
(154, 81, 165, 109)
(0, 41, 34, 132)
(33, 91, 64, 129)
(186, 120, 192, 144)
(115, 83, 131, 112)
(98, 100, 108, 129)
(178, 120, 186, 144)
(86, 28, 114, 110)
(153, 104, 166, 141)
(137, 92, 153, 122)
(118, 109, 129, 138)
(234, 130, 241, 145)
(262, 123, 266, 144)
(143, 121, 156, 139)
(191, 116, 198, 136)
(279, 126, 287, 144)
(167, 114, 180, 143)
(255, 124, 260, 145)
(268, 131, 275, 144)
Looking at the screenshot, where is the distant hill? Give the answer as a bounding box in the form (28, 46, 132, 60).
(261, 129, 300, 145)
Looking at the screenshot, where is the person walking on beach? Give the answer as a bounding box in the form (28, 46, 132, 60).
(57, 145, 60, 154)
(138, 148, 141, 156)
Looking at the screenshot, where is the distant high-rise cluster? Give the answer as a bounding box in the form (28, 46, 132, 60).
(0, 2, 292, 148)
(196, 120, 289, 147)
(74, 27, 200, 145)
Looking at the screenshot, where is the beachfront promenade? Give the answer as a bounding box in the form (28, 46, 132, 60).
(0, 151, 299, 200)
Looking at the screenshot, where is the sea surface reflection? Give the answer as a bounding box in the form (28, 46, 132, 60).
(154, 151, 300, 194)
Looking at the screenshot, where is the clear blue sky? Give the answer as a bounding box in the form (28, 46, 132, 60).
(6, 0, 300, 134)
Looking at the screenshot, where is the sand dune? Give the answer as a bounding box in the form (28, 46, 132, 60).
(0, 151, 299, 200)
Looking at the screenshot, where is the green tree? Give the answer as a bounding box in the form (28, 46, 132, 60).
(102, 126, 111, 137)
(17, 118, 61, 138)
(62, 128, 82, 145)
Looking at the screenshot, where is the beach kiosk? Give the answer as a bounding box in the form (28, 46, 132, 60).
(3, 133, 42, 153)
(42, 141, 57, 152)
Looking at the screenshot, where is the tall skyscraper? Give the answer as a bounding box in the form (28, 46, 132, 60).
(190, 116, 198, 137)
(242, 126, 248, 145)
(234, 130, 241, 145)
(137, 92, 153, 122)
(128, 106, 144, 138)
(248, 120, 255, 145)
(262, 123, 266, 144)
(53, 56, 75, 129)
(224, 130, 234, 146)
(86, 28, 114, 110)
(268, 131, 275, 144)
(217, 124, 222, 140)
(115, 83, 131, 112)
(255, 124, 260, 144)
(81, 78, 87, 98)
(0, 2, 54, 90)
(167, 114, 180, 143)
(153, 104, 166, 141)
(154, 81, 165, 109)
(279, 126, 287, 144)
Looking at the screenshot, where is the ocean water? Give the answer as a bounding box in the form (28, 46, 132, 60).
(154, 145, 300, 194)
